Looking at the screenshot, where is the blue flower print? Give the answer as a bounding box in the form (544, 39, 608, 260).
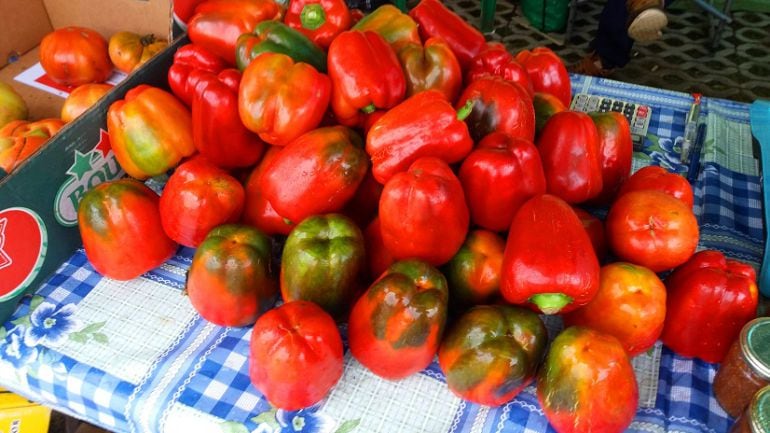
(275, 405, 335, 433)
(0, 326, 38, 368)
(24, 302, 79, 347)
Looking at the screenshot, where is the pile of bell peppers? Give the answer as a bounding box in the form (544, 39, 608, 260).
(74, 0, 762, 430)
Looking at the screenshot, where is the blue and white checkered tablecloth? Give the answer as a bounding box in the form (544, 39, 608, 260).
(0, 76, 764, 433)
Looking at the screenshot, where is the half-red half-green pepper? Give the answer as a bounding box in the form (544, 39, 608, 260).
(235, 20, 328, 72)
(328, 30, 406, 127)
(284, 0, 351, 49)
(661, 250, 759, 363)
(352, 4, 420, 50)
(456, 75, 535, 142)
(366, 90, 473, 184)
(397, 37, 462, 102)
(409, 0, 486, 70)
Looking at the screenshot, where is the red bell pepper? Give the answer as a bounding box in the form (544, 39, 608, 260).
(366, 90, 473, 184)
(167, 43, 227, 107)
(187, 0, 281, 65)
(409, 0, 485, 70)
(514, 47, 571, 107)
(661, 250, 759, 363)
(188, 68, 265, 168)
(458, 132, 546, 232)
(379, 157, 469, 266)
(500, 194, 600, 314)
(242, 146, 296, 236)
(467, 42, 533, 96)
(238, 52, 330, 146)
(284, 0, 351, 49)
(590, 111, 633, 204)
(456, 76, 535, 142)
(537, 111, 603, 204)
(328, 30, 406, 127)
(397, 38, 462, 102)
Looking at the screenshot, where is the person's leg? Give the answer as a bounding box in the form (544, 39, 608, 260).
(593, 0, 635, 69)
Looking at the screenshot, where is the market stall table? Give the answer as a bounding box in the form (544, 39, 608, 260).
(0, 75, 764, 433)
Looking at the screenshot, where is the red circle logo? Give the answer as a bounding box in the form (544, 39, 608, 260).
(0, 208, 47, 299)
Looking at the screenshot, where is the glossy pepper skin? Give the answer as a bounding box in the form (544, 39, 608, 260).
(409, 0, 485, 70)
(443, 230, 505, 310)
(190, 68, 265, 168)
(661, 250, 759, 363)
(0, 119, 63, 174)
(250, 301, 343, 410)
(590, 112, 633, 204)
(458, 132, 546, 232)
(352, 4, 420, 50)
(348, 259, 448, 380)
(327, 31, 406, 127)
(187, 0, 281, 65)
(238, 52, 330, 146)
(532, 92, 566, 138)
(281, 214, 365, 320)
(439, 305, 547, 406)
(366, 90, 473, 184)
(159, 157, 245, 248)
(78, 179, 177, 280)
(456, 76, 535, 142)
(466, 42, 534, 96)
(186, 224, 276, 327)
(284, 0, 351, 49)
(537, 326, 638, 433)
(235, 20, 328, 72)
(107, 85, 195, 180)
(500, 194, 600, 315)
(379, 157, 469, 266)
(167, 43, 227, 107)
(537, 111, 603, 204)
(514, 47, 571, 107)
(397, 38, 462, 102)
(261, 126, 368, 224)
(242, 146, 296, 236)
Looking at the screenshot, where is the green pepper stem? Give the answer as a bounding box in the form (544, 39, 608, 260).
(301, 4, 327, 31)
(361, 104, 377, 114)
(456, 100, 474, 121)
(530, 293, 572, 315)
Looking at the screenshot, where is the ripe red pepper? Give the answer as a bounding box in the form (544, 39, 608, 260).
(187, 0, 281, 65)
(397, 38, 462, 102)
(242, 146, 296, 235)
(500, 194, 600, 314)
(366, 90, 473, 184)
(537, 111, 603, 204)
(409, 0, 485, 70)
(328, 31, 406, 127)
(456, 76, 535, 142)
(379, 157, 469, 266)
(167, 43, 227, 107)
(514, 47, 571, 107)
(661, 250, 759, 363)
(284, 0, 351, 49)
(189, 68, 265, 168)
(590, 112, 633, 204)
(459, 132, 546, 232)
(467, 42, 533, 96)
(238, 52, 331, 146)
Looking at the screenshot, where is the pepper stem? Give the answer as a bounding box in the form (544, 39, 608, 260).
(361, 104, 376, 114)
(456, 100, 474, 121)
(530, 293, 572, 315)
(300, 4, 327, 31)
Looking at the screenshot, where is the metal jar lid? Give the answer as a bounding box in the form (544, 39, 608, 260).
(741, 317, 770, 381)
(750, 385, 770, 433)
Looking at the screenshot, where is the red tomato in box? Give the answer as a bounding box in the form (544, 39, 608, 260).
(250, 301, 343, 410)
(159, 156, 245, 247)
(39, 27, 112, 86)
(617, 165, 694, 208)
(61, 83, 113, 123)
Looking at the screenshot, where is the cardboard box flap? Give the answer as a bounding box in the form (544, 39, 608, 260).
(43, 0, 172, 42)
(0, 0, 53, 65)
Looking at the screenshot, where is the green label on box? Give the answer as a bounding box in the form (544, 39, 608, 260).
(0, 207, 48, 301)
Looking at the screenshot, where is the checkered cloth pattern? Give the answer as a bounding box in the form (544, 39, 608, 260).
(0, 76, 763, 433)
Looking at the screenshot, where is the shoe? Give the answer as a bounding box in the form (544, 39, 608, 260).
(570, 51, 615, 77)
(626, 0, 667, 42)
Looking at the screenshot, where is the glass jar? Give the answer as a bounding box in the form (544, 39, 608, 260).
(714, 317, 770, 418)
(729, 385, 770, 433)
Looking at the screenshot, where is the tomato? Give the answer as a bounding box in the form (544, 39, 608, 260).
(617, 165, 694, 208)
(250, 301, 343, 410)
(563, 262, 667, 356)
(0, 119, 63, 173)
(78, 179, 177, 280)
(108, 31, 168, 73)
(39, 27, 112, 86)
(159, 157, 245, 247)
(606, 190, 699, 272)
(61, 83, 113, 123)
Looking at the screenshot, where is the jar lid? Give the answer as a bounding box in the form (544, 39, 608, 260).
(741, 318, 770, 381)
(750, 385, 770, 433)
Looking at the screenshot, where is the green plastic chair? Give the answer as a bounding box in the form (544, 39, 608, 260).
(393, 0, 498, 33)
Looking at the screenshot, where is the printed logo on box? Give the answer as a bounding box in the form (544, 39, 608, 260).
(0, 208, 48, 301)
(54, 129, 124, 227)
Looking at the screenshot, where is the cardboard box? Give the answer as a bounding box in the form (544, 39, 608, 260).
(0, 0, 174, 324)
(0, 388, 51, 433)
